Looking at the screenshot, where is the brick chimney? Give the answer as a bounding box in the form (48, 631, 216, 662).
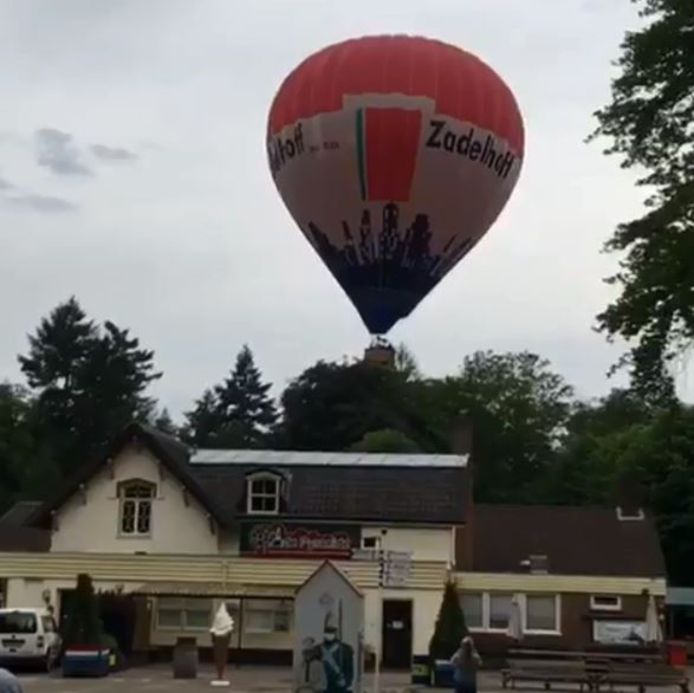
(451, 414, 475, 570)
(615, 469, 645, 520)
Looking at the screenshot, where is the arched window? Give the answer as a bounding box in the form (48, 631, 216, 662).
(246, 472, 281, 515)
(119, 480, 155, 536)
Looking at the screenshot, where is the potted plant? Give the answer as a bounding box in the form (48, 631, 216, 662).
(61, 574, 110, 677)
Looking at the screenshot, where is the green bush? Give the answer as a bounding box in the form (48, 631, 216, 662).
(428, 580, 467, 661)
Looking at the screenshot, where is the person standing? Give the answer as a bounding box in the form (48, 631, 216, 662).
(451, 635, 482, 693)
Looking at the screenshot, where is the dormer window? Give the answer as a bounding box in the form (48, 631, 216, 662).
(119, 480, 155, 536)
(247, 473, 280, 515)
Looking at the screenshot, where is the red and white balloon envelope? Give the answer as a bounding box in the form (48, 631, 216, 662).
(267, 35, 524, 335)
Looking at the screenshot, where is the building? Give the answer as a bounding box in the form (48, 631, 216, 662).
(0, 422, 666, 665)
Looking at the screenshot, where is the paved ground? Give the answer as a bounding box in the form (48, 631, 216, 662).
(13, 664, 424, 693)
(12, 666, 692, 693)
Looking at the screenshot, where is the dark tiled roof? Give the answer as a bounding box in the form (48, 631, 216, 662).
(0, 501, 42, 527)
(0, 527, 50, 552)
(28, 423, 229, 529)
(467, 504, 665, 578)
(191, 463, 469, 524)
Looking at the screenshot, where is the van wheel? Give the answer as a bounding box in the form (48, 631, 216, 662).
(45, 652, 55, 672)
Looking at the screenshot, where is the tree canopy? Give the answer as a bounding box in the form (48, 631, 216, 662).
(182, 345, 277, 448)
(591, 0, 694, 402)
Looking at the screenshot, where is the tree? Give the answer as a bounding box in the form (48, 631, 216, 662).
(429, 581, 467, 661)
(277, 360, 435, 451)
(183, 346, 277, 448)
(62, 573, 102, 647)
(590, 0, 694, 402)
(609, 405, 694, 586)
(75, 320, 161, 449)
(394, 343, 420, 381)
(153, 408, 177, 435)
(421, 351, 574, 502)
(350, 428, 421, 453)
(182, 390, 222, 447)
(18, 299, 161, 474)
(547, 389, 653, 504)
(0, 383, 60, 513)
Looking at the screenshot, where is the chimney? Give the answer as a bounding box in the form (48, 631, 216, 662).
(615, 469, 645, 521)
(451, 415, 475, 571)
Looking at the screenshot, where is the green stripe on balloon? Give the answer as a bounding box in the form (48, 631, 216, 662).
(355, 108, 367, 201)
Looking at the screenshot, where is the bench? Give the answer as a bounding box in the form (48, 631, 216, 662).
(502, 658, 596, 691)
(596, 663, 689, 693)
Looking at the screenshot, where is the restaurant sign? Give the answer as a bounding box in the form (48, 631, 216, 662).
(240, 522, 360, 558)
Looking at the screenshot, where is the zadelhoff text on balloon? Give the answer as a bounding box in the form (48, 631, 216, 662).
(425, 119, 517, 179)
(267, 123, 305, 177)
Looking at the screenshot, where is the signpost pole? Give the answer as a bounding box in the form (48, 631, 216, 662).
(374, 529, 387, 693)
(375, 546, 383, 693)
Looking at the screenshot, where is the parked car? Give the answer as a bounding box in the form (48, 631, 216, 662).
(0, 609, 61, 672)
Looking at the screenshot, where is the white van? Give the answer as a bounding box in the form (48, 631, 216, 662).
(0, 608, 61, 671)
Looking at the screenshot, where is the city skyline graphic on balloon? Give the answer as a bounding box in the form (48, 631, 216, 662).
(267, 35, 525, 335)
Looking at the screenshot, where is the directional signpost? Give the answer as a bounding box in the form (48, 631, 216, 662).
(379, 550, 413, 588)
(352, 544, 413, 693)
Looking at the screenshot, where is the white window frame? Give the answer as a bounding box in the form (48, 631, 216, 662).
(118, 480, 155, 537)
(246, 473, 281, 516)
(156, 597, 212, 632)
(460, 592, 485, 632)
(522, 594, 562, 636)
(591, 595, 623, 612)
(459, 591, 562, 636)
(243, 600, 292, 634)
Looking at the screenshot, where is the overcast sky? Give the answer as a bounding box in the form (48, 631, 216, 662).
(1, 0, 691, 419)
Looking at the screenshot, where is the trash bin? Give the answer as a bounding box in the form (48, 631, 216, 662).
(433, 659, 455, 688)
(667, 641, 688, 668)
(411, 654, 431, 685)
(173, 636, 198, 679)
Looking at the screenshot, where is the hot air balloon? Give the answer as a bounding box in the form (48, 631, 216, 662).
(267, 35, 524, 335)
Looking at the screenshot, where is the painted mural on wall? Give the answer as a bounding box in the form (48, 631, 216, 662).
(294, 562, 364, 693)
(240, 522, 360, 559)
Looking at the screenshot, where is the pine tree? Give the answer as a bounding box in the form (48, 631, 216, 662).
(429, 581, 467, 661)
(184, 346, 277, 448)
(182, 390, 222, 447)
(62, 573, 102, 647)
(153, 408, 177, 435)
(214, 346, 277, 448)
(18, 299, 161, 473)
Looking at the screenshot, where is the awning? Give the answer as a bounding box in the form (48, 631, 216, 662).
(131, 581, 295, 598)
(666, 587, 694, 606)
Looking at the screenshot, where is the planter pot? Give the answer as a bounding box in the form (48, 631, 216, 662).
(432, 660, 455, 688)
(62, 648, 111, 678)
(412, 654, 431, 686)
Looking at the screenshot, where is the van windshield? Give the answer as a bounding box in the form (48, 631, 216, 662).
(0, 612, 38, 634)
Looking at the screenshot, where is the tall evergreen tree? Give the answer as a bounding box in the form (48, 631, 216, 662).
(213, 346, 277, 448)
(182, 390, 222, 447)
(18, 299, 161, 474)
(183, 346, 277, 448)
(429, 581, 467, 661)
(153, 407, 177, 435)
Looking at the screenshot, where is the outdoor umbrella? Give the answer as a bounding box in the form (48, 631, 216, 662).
(508, 596, 523, 641)
(645, 594, 662, 644)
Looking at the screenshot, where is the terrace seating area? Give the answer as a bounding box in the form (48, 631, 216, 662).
(501, 649, 689, 693)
